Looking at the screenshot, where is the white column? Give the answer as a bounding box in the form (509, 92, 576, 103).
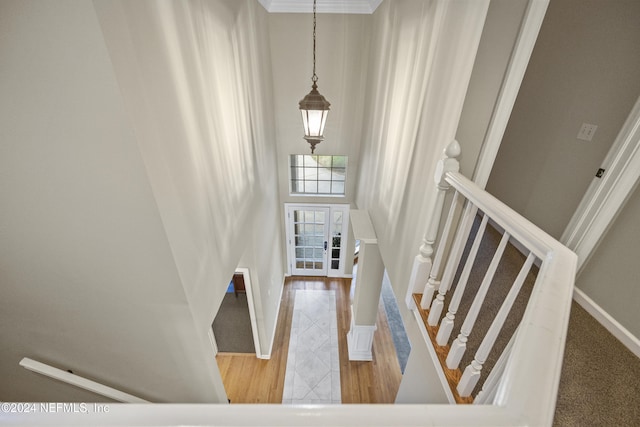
(348, 211, 384, 361)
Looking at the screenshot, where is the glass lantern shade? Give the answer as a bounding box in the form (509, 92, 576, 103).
(299, 83, 330, 152)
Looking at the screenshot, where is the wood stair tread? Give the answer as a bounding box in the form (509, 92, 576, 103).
(413, 293, 473, 405)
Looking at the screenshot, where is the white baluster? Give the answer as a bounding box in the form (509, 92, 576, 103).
(427, 202, 477, 326)
(474, 327, 518, 405)
(421, 191, 462, 309)
(457, 253, 535, 397)
(408, 140, 459, 309)
(436, 213, 489, 346)
(446, 231, 511, 369)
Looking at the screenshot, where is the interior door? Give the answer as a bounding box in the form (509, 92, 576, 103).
(287, 206, 330, 276)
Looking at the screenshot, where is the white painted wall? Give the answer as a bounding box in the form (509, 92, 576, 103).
(352, 0, 494, 403)
(0, 0, 224, 402)
(486, 0, 640, 239)
(1, 0, 285, 402)
(95, 0, 285, 358)
(268, 12, 369, 206)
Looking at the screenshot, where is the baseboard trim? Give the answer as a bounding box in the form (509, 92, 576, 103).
(346, 305, 377, 361)
(260, 275, 287, 360)
(573, 287, 640, 359)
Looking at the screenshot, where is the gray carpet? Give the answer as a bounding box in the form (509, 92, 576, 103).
(554, 303, 640, 426)
(445, 215, 640, 425)
(212, 293, 255, 353)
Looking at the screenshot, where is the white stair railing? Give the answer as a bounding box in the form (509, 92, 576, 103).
(446, 230, 511, 371)
(407, 139, 577, 423)
(457, 252, 535, 396)
(436, 213, 489, 346)
(19, 357, 149, 403)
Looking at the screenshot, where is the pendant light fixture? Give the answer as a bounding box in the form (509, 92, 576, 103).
(299, 0, 330, 154)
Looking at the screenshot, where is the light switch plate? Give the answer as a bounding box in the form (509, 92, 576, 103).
(577, 123, 598, 141)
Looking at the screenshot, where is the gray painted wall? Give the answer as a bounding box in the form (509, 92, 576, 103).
(487, 0, 640, 239)
(577, 183, 640, 338)
(456, 0, 529, 178)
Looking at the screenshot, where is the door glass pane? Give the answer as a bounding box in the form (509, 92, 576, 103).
(305, 224, 313, 235)
(333, 211, 343, 225)
(304, 211, 315, 223)
(330, 210, 343, 271)
(290, 207, 329, 275)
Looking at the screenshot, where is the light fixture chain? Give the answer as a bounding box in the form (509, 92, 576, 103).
(312, 0, 317, 83)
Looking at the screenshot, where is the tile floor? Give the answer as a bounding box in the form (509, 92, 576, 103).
(282, 290, 341, 404)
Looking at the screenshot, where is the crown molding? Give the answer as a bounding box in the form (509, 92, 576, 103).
(257, 0, 383, 14)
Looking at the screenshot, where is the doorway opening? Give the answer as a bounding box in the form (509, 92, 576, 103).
(211, 268, 261, 356)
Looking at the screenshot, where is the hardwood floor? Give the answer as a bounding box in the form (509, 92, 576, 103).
(216, 275, 403, 404)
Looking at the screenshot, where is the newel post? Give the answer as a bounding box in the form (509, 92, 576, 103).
(405, 140, 461, 307)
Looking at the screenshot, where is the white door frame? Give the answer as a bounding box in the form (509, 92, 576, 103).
(235, 267, 263, 357)
(560, 95, 640, 273)
(210, 267, 264, 359)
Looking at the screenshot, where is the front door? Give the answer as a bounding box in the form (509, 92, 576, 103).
(287, 206, 330, 276)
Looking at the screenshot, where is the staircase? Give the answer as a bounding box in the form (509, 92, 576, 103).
(411, 211, 540, 404)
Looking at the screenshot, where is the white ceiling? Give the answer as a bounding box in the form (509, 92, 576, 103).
(257, 0, 383, 14)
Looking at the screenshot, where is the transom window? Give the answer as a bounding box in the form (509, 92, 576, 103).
(290, 155, 347, 196)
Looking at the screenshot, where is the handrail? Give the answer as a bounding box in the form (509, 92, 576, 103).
(406, 140, 577, 426)
(19, 358, 149, 403)
(445, 171, 558, 259)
